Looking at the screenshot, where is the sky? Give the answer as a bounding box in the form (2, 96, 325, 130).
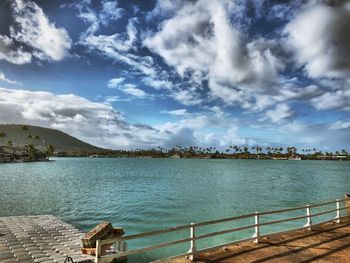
(0, 0, 349, 151)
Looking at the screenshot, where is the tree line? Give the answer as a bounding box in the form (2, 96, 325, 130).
(81, 145, 349, 160)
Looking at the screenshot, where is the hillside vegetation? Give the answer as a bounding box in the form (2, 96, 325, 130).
(0, 124, 102, 152)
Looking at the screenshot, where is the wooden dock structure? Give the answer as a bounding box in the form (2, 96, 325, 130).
(0, 215, 93, 263)
(166, 217, 350, 263)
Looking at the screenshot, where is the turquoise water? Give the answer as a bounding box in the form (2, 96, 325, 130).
(0, 158, 349, 261)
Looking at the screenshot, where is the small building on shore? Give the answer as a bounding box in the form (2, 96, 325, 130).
(0, 152, 12, 163)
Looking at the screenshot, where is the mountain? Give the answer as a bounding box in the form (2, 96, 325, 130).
(0, 124, 103, 152)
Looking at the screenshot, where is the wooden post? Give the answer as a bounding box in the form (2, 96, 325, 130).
(253, 212, 260, 243)
(188, 223, 196, 261)
(305, 205, 312, 230)
(95, 239, 101, 263)
(335, 199, 341, 223)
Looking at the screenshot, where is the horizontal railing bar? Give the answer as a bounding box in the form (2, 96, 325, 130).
(191, 199, 344, 228)
(196, 214, 309, 241)
(259, 214, 308, 227)
(107, 237, 194, 258)
(100, 224, 192, 245)
(309, 199, 345, 208)
(101, 213, 304, 246)
(259, 205, 308, 216)
(312, 208, 338, 217)
(103, 224, 258, 258)
(261, 198, 346, 216)
(311, 206, 350, 218)
(100, 198, 348, 245)
(192, 212, 254, 227)
(103, 212, 258, 244)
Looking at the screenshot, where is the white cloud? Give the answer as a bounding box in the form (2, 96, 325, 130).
(107, 77, 125, 88)
(277, 120, 350, 150)
(0, 35, 32, 64)
(10, 0, 72, 61)
(171, 89, 202, 106)
(162, 109, 188, 116)
(100, 0, 124, 25)
(252, 84, 323, 111)
(144, 0, 287, 109)
(146, 0, 185, 20)
(155, 112, 255, 148)
(263, 103, 295, 123)
(81, 19, 156, 77)
(142, 78, 173, 90)
(74, 0, 124, 38)
(75, 1, 144, 74)
(284, 1, 350, 79)
(311, 89, 350, 111)
(104, 96, 123, 104)
(0, 72, 22, 85)
(200, 127, 255, 147)
(121, 84, 147, 98)
(107, 80, 150, 98)
(330, 120, 350, 130)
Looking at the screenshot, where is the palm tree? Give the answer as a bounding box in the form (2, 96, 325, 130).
(25, 144, 36, 160)
(45, 144, 54, 158)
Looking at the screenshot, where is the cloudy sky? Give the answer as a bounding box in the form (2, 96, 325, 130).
(0, 0, 349, 151)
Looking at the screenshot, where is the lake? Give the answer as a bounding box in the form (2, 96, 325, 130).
(0, 158, 349, 262)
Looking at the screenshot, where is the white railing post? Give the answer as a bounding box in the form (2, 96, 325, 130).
(304, 205, 312, 230)
(95, 239, 101, 263)
(253, 212, 260, 243)
(335, 199, 341, 223)
(188, 223, 196, 261)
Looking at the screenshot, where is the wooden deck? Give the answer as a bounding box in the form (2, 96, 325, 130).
(0, 215, 93, 263)
(166, 217, 350, 263)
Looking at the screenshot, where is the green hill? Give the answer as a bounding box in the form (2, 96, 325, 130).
(0, 124, 103, 152)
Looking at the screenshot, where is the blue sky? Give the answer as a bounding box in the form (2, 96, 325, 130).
(0, 0, 349, 151)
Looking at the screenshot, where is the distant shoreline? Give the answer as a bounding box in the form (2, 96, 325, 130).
(49, 155, 350, 161)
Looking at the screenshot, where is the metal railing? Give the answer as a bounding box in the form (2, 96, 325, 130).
(95, 198, 349, 263)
